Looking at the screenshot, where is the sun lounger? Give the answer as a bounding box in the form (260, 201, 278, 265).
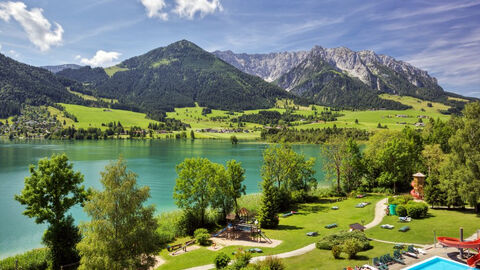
(248, 248, 263, 253)
(362, 264, 379, 270)
(332, 206, 339, 210)
(282, 212, 293, 217)
(399, 216, 411, 222)
(306, 231, 318, 236)
(325, 223, 338, 229)
(381, 224, 394, 229)
(414, 247, 427, 255)
(399, 226, 410, 232)
(387, 253, 404, 264)
(373, 257, 389, 270)
(356, 202, 370, 208)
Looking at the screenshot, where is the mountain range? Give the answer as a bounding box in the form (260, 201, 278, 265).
(213, 46, 446, 108)
(0, 40, 471, 118)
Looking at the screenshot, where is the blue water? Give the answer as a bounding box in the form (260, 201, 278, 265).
(406, 256, 474, 270)
(0, 139, 328, 258)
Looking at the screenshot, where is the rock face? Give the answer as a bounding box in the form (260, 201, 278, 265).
(212, 50, 308, 82)
(213, 46, 444, 101)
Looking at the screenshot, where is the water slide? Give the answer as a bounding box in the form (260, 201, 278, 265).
(410, 180, 421, 199)
(437, 237, 480, 267)
(259, 231, 273, 244)
(212, 226, 228, 237)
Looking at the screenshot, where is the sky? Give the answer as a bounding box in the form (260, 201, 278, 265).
(0, 0, 479, 98)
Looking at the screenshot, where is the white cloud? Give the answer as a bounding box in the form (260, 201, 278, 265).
(140, 0, 168, 20)
(0, 1, 63, 51)
(79, 50, 121, 67)
(173, 0, 222, 19)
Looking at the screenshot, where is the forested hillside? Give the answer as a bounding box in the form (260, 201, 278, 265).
(58, 40, 293, 114)
(0, 53, 83, 118)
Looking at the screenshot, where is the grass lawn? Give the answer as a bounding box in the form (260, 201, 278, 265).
(157, 195, 384, 270)
(282, 241, 395, 270)
(366, 208, 480, 244)
(58, 103, 159, 129)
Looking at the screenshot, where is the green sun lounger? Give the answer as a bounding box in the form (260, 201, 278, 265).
(399, 226, 410, 232)
(324, 223, 338, 229)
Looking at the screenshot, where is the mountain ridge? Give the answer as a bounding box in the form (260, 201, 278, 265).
(213, 46, 446, 103)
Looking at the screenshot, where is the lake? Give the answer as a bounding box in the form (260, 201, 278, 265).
(0, 139, 327, 258)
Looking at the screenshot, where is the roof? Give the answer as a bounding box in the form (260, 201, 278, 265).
(349, 223, 366, 230)
(239, 207, 250, 217)
(413, 172, 426, 177)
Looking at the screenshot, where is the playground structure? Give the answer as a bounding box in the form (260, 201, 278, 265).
(437, 236, 480, 267)
(410, 172, 426, 199)
(212, 208, 272, 244)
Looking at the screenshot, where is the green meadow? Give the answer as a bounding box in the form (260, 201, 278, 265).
(42, 93, 452, 140)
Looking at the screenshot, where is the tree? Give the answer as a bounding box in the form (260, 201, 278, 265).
(230, 135, 238, 144)
(77, 158, 160, 270)
(261, 144, 316, 207)
(174, 158, 216, 226)
(448, 102, 480, 212)
(258, 176, 279, 228)
(225, 160, 246, 215)
(341, 138, 364, 193)
(15, 154, 87, 269)
(322, 137, 344, 194)
(422, 144, 447, 207)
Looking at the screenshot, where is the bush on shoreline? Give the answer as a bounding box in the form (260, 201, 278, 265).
(0, 248, 49, 270)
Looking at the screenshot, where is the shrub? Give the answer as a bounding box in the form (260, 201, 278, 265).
(316, 231, 371, 251)
(388, 195, 413, 205)
(406, 202, 428, 219)
(156, 210, 185, 245)
(331, 245, 342, 259)
(229, 249, 252, 269)
(396, 205, 407, 217)
(194, 228, 211, 246)
(254, 256, 285, 270)
(342, 238, 362, 259)
(0, 248, 49, 270)
(214, 252, 231, 269)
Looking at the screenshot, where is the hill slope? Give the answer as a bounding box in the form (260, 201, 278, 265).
(0, 53, 82, 117)
(59, 40, 293, 113)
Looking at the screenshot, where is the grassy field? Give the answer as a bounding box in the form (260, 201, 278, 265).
(366, 208, 480, 244)
(42, 93, 452, 140)
(67, 89, 118, 103)
(157, 195, 384, 269)
(57, 103, 159, 129)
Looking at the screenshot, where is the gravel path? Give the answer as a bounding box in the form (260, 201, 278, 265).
(183, 197, 389, 270)
(364, 198, 388, 229)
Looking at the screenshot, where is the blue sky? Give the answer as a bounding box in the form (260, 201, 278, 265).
(0, 0, 479, 97)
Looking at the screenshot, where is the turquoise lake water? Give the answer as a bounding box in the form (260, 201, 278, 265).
(0, 139, 327, 258)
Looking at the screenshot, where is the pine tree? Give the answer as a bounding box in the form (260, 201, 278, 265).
(258, 176, 279, 229)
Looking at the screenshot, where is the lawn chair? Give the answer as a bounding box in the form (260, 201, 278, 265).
(373, 257, 388, 270)
(399, 216, 411, 222)
(388, 253, 404, 264)
(399, 226, 410, 232)
(306, 231, 318, 236)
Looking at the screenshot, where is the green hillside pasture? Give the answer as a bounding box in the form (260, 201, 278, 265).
(59, 104, 158, 129)
(67, 89, 118, 103)
(104, 65, 129, 77)
(294, 95, 450, 131)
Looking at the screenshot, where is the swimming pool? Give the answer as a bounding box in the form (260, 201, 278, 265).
(404, 256, 475, 270)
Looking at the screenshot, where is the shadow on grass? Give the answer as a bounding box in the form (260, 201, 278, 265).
(298, 204, 329, 213)
(276, 224, 304, 231)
